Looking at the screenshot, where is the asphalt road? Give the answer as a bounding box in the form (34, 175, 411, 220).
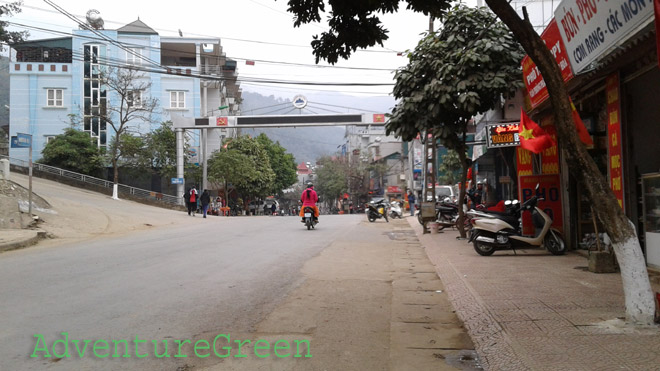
(0, 213, 363, 370)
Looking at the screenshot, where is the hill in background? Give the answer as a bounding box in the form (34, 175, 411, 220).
(240, 90, 396, 164)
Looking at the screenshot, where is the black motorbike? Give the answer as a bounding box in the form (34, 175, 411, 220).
(367, 198, 389, 222)
(302, 206, 318, 230)
(417, 197, 459, 230)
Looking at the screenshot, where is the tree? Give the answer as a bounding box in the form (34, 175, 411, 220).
(0, 1, 28, 50)
(285, 0, 656, 324)
(255, 133, 297, 196)
(40, 127, 103, 176)
(207, 136, 275, 208)
(315, 156, 348, 206)
(386, 5, 523, 237)
(142, 121, 180, 192)
(100, 67, 159, 199)
(438, 150, 463, 185)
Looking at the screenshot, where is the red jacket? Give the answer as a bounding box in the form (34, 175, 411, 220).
(301, 188, 318, 207)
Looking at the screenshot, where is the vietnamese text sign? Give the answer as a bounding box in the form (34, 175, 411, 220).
(11, 133, 32, 148)
(171, 178, 184, 185)
(606, 73, 624, 209)
(521, 20, 574, 108)
(519, 174, 564, 235)
(555, 0, 654, 73)
(486, 123, 520, 148)
(539, 116, 560, 174)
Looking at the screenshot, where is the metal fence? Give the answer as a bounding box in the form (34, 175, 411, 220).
(1, 155, 181, 206)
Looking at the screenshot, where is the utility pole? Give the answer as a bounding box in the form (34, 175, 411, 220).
(421, 15, 437, 233)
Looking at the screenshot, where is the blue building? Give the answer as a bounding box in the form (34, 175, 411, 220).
(9, 18, 241, 163)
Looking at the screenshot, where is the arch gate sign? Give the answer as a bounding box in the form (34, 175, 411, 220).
(170, 113, 386, 205)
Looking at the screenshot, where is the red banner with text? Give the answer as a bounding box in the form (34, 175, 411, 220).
(606, 74, 624, 209)
(521, 20, 574, 109)
(539, 116, 559, 174)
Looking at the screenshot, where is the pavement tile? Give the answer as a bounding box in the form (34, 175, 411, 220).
(411, 220, 660, 371)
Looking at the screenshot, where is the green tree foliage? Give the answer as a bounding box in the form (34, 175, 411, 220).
(143, 122, 178, 180)
(108, 132, 146, 168)
(437, 150, 463, 185)
(255, 133, 297, 195)
(40, 127, 103, 176)
(315, 156, 347, 203)
(388, 6, 524, 142)
(208, 135, 275, 204)
(1, 1, 28, 50)
(287, 0, 450, 64)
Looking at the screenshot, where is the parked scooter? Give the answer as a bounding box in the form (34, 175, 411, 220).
(467, 184, 566, 256)
(389, 201, 403, 219)
(367, 198, 389, 222)
(417, 197, 460, 230)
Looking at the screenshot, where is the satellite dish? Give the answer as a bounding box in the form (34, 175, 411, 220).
(86, 10, 104, 30)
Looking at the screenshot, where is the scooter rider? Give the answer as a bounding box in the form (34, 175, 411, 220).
(300, 182, 320, 223)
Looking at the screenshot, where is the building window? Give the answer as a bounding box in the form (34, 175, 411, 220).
(126, 48, 142, 66)
(170, 91, 185, 109)
(83, 44, 107, 148)
(47, 89, 63, 107)
(127, 90, 143, 108)
(45, 135, 57, 144)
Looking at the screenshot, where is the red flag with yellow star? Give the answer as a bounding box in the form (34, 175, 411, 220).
(518, 109, 555, 154)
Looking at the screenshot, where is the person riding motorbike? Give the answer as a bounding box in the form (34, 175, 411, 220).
(300, 183, 320, 223)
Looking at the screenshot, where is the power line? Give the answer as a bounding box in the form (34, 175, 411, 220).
(6, 21, 398, 72)
(4, 1, 399, 54)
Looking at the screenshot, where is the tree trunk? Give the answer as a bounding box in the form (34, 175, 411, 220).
(111, 156, 119, 200)
(456, 132, 469, 239)
(486, 0, 655, 325)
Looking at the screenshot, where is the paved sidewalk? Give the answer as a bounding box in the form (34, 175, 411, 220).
(409, 219, 660, 371)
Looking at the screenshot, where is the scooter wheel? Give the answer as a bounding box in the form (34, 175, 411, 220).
(545, 230, 566, 255)
(473, 241, 496, 256)
(368, 215, 376, 222)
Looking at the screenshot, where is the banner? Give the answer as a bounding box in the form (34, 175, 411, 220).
(519, 174, 564, 235)
(554, 0, 654, 73)
(521, 19, 574, 108)
(606, 73, 625, 209)
(539, 116, 559, 174)
(517, 147, 534, 178)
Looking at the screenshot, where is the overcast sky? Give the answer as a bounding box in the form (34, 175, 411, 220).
(4, 0, 437, 98)
(4, 0, 555, 100)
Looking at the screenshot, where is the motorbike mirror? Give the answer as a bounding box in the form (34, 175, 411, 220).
(535, 183, 540, 190)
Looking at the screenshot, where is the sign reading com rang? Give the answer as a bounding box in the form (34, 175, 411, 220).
(554, 0, 654, 73)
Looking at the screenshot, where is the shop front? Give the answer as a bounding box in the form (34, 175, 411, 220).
(520, 0, 660, 259)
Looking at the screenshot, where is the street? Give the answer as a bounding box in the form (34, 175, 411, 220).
(0, 214, 357, 370)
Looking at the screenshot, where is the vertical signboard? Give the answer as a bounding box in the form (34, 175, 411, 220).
(539, 116, 559, 174)
(519, 174, 564, 235)
(606, 73, 624, 209)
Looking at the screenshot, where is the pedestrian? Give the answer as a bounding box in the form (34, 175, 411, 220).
(482, 179, 496, 207)
(271, 203, 276, 216)
(185, 187, 192, 216)
(407, 190, 416, 216)
(188, 186, 198, 217)
(201, 189, 211, 218)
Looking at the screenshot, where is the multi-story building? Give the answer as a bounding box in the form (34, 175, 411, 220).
(8, 18, 241, 164)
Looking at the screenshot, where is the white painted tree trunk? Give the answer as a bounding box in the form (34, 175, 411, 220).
(112, 184, 119, 200)
(614, 223, 656, 325)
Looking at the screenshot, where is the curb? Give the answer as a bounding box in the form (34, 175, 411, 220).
(0, 231, 47, 253)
